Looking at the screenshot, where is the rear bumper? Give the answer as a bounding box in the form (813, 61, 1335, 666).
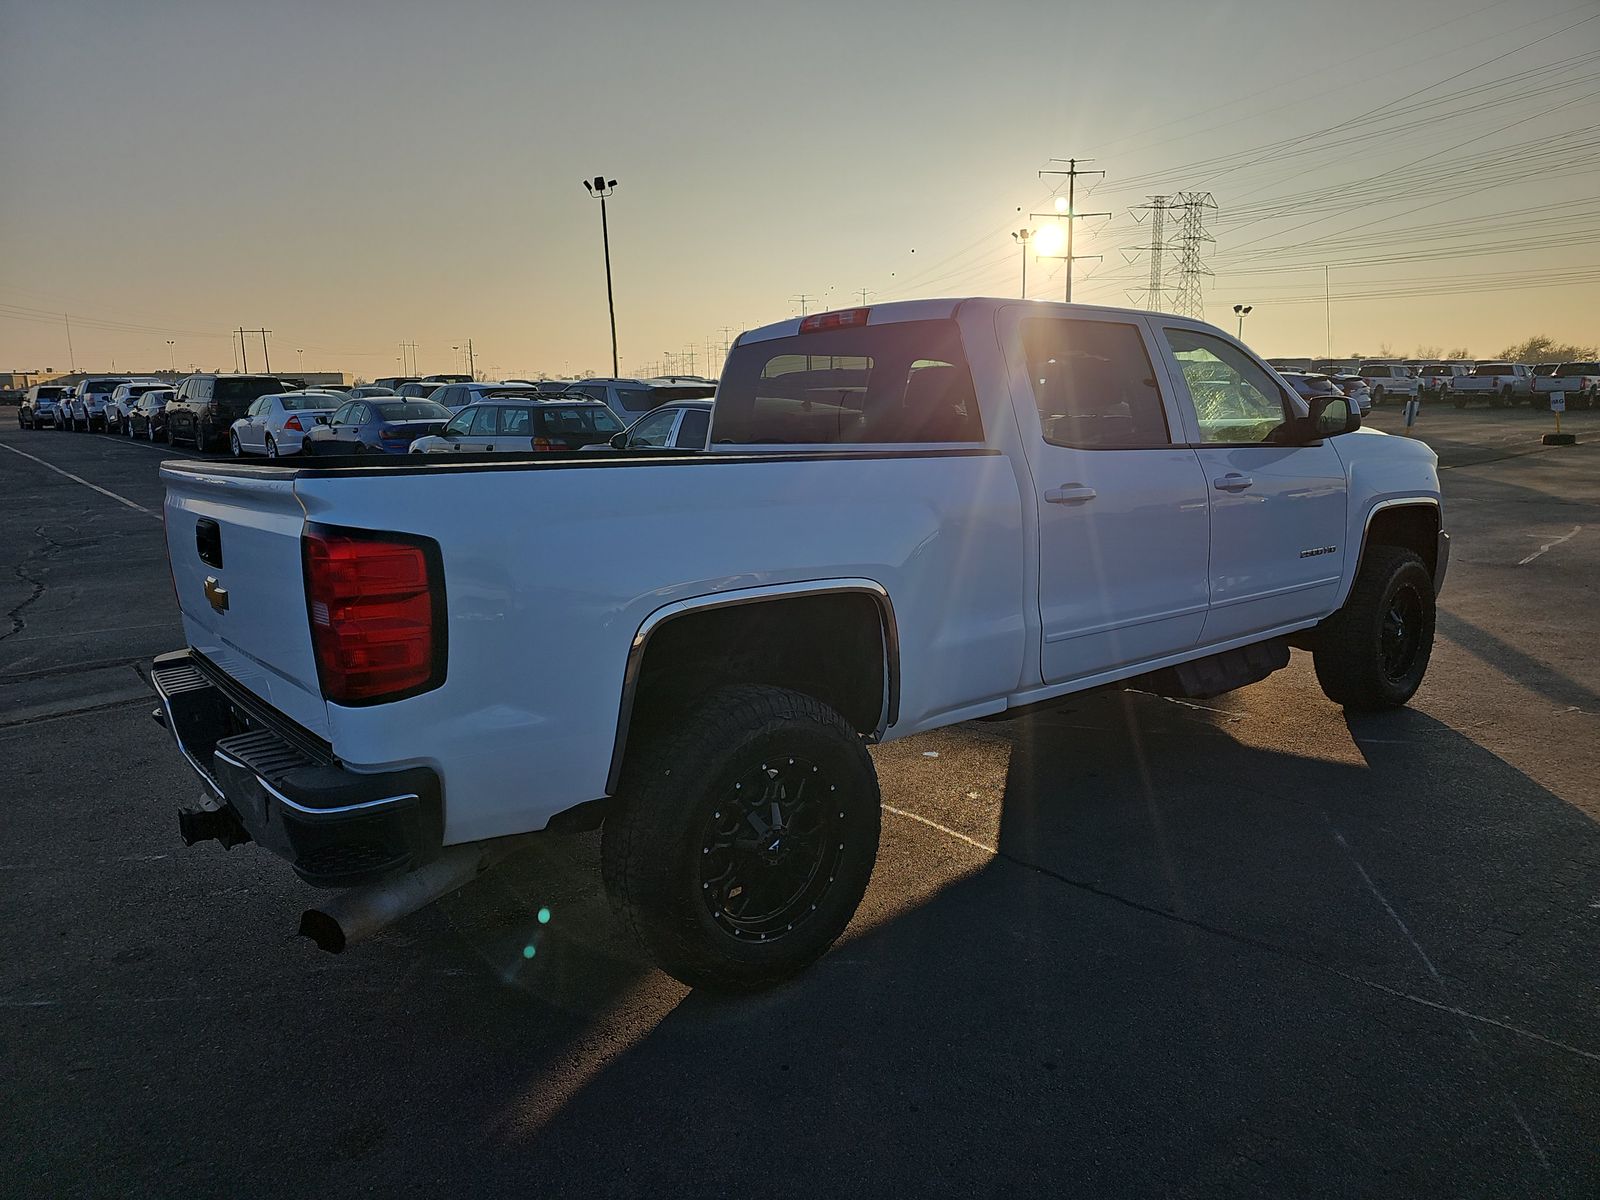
(150, 649, 442, 886)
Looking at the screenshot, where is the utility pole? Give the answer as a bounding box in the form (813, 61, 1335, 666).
(582, 176, 620, 376)
(236, 328, 249, 372)
(856, 288, 874, 306)
(1011, 230, 1031, 298)
(464, 338, 475, 380)
(1038, 159, 1110, 302)
(1324, 266, 1333, 358)
(63, 313, 76, 372)
(792, 294, 812, 316)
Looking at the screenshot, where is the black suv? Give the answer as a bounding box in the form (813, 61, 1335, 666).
(165, 374, 286, 452)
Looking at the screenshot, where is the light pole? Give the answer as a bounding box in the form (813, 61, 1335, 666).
(296, 348, 304, 375)
(583, 175, 620, 376)
(1012, 229, 1032, 299)
(1233, 303, 1253, 339)
(166, 340, 175, 373)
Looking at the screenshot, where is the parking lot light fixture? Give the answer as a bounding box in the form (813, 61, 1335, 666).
(1233, 303, 1253, 339)
(583, 176, 620, 377)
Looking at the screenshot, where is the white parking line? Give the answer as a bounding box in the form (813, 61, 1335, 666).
(0, 441, 160, 520)
(1518, 525, 1582, 566)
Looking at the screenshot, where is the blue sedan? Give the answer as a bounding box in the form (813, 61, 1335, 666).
(301, 397, 453, 455)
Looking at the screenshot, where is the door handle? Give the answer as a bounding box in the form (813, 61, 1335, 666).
(1213, 473, 1254, 492)
(1045, 484, 1098, 505)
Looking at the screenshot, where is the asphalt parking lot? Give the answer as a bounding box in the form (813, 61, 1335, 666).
(3, 405, 1598, 1198)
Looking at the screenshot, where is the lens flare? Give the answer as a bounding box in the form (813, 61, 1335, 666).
(537, 907, 551, 924)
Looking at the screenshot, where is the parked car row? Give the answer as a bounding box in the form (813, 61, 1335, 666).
(1264, 357, 1597, 409)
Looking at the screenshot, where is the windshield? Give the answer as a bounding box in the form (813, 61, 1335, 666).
(375, 401, 451, 421)
(613, 384, 717, 414)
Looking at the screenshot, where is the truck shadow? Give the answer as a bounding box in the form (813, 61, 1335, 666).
(472, 681, 1600, 1197)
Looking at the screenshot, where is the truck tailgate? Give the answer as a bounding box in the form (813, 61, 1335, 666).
(160, 464, 329, 739)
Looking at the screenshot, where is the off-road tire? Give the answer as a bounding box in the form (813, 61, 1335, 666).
(602, 685, 881, 992)
(1313, 546, 1435, 711)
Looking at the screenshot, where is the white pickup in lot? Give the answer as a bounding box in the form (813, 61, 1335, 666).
(1355, 363, 1420, 405)
(1531, 361, 1600, 410)
(1451, 362, 1533, 408)
(148, 298, 1448, 990)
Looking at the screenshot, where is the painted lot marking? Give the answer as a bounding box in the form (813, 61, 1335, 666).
(0, 441, 160, 521)
(1518, 524, 1582, 566)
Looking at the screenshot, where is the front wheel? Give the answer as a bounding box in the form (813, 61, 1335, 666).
(1370, 386, 1384, 406)
(602, 685, 881, 992)
(1313, 546, 1435, 711)
(229, 431, 242, 458)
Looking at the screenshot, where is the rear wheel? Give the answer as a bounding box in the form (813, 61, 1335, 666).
(602, 685, 881, 992)
(265, 435, 279, 459)
(1371, 386, 1384, 406)
(229, 431, 242, 458)
(1313, 546, 1435, 711)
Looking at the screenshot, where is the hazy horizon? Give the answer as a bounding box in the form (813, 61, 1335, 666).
(3, 0, 1597, 378)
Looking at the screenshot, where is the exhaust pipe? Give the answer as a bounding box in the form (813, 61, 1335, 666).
(298, 836, 530, 953)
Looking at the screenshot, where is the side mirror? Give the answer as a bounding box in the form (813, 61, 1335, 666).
(1305, 394, 1360, 439)
(609, 431, 628, 450)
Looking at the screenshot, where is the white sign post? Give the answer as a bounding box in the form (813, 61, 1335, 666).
(1543, 391, 1577, 446)
(1402, 398, 1420, 434)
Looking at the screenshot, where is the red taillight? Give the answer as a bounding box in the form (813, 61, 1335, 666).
(531, 436, 557, 451)
(799, 307, 870, 334)
(284, 415, 304, 432)
(302, 527, 444, 705)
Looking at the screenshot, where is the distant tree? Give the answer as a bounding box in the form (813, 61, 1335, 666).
(1376, 342, 1397, 359)
(1415, 344, 1442, 360)
(1498, 335, 1598, 364)
(1445, 347, 1472, 359)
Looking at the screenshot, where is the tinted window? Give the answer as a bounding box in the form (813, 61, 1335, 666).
(214, 377, 284, 403)
(572, 384, 611, 404)
(1473, 364, 1513, 374)
(1023, 318, 1169, 448)
(375, 401, 451, 420)
(1164, 328, 1290, 444)
(1557, 363, 1600, 374)
(535, 406, 623, 436)
(673, 407, 711, 449)
(716, 320, 981, 444)
(469, 405, 499, 435)
(614, 384, 715, 414)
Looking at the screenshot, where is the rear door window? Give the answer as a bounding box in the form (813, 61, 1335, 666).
(1022, 318, 1170, 448)
(715, 319, 981, 445)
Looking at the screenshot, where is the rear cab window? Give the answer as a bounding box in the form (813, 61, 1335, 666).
(714, 319, 982, 445)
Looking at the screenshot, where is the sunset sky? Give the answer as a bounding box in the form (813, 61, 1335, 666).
(3, 0, 1597, 378)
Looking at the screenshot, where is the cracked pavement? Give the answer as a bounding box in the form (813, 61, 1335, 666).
(2, 408, 1598, 1198)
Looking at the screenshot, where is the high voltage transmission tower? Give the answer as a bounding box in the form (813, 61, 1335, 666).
(1127, 196, 1178, 312)
(1172, 192, 1217, 320)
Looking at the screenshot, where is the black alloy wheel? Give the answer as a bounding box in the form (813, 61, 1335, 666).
(700, 755, 845, 941)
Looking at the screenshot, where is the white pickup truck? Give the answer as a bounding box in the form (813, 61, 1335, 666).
(1531, 361, 1600, 411)
(149, 299, 1448, 990)
(1451, 362, 1533, 408)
